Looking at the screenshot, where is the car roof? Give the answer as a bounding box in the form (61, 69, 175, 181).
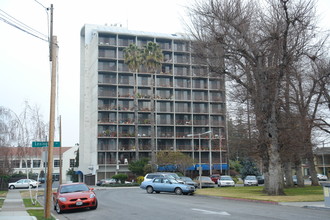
(60, 182, 86, 187)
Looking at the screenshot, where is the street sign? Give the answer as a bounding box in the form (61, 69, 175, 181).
(32, 141, 61, 147)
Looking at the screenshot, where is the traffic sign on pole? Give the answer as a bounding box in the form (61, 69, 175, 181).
(32, 141, 61, 147)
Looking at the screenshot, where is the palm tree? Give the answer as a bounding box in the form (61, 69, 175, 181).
(123, 44, 143, 160)
(142, 42, 164, 168)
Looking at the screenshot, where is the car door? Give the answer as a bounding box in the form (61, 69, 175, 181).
(152, 178, 163, 191)
(23, 179, 31, 188)
(15, 179, 27, 188)
(162, 178, 175, 192)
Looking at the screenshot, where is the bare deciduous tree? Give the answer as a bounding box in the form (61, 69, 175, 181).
(186, 0, 323, 195)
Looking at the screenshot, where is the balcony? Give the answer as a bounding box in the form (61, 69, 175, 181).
(98, 105, 117, 111)
(98, 118, 117, 124)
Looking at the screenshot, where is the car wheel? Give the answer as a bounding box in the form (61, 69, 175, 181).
(9, 185, 15, 189)
(175, 188, 183, 195)
(55, 201, 62, 214)
(90, 200, 98, 210)
(146, 186, 154, 194)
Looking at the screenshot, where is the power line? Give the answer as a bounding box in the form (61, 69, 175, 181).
(34, 0, 48, 10)
(0, 9, 48, 42)
(0, 9, 47, 38)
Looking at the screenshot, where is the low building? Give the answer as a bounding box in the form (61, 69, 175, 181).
(0, 146, 78, 183)
(314, 147, 330, 178)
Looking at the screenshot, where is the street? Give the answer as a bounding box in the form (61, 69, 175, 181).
(53, 187, 329, 220)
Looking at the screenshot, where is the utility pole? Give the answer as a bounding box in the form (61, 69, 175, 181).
(45, 4, 58, 219)
(322, 141, 326, 175)
(59, 115, 62, 185)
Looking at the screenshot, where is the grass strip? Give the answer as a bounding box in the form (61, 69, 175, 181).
(26, 210, 55, 220)
(195, 186, 324, 202)
(23, 198, 42, 207)
(0, 191, 7, 197)
(0, 198, 4, 208)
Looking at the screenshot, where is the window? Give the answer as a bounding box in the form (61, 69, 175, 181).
(54, 160, 60, 167)
(22, 160, 31, 168)
(70, 159, 75, 168)
(11, 160, 20, 168)
(33, 160, 41, 168)
(163, 178, 171, 184)
(154, 178, 162, 183)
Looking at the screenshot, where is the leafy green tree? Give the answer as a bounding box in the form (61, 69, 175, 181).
(123, 42, 163, 168)
(124, 44, 143, 161)
(142, 42, 163, 168)
(142, 42, 164, 72)
(112, 174, 128, 184)
(66, 168, 78, 182)
(229, 160, 242, 174)
(75, 148, 79, 167)
(128, 158, 149, 176)
(240, 158, 260, 180)
(123, 44, 143, 72)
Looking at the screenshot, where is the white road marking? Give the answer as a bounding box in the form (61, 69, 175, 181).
(191, 208, 231, 215)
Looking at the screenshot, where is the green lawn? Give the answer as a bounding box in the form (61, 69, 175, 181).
(23, 198, 42, 207)
(195, 186, 324, 202)
(0, 191, 7, 197)
(0, 190, 7, 208)
(26, 210, 55, 220)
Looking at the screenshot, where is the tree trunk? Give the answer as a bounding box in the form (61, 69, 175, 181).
(267, 141, 285, 195)
(304, 129, 319, 186)
(284, 161, 293, 187)
(134, 71, 139, 161)
(150, 72, 156, 170)
(306, 151, 319, 186)
(294, 159, 304, 187)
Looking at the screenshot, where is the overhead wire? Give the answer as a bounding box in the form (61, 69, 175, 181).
(0, 8, 48, 42)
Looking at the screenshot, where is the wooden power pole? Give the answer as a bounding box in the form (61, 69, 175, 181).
(59, 115, 62, 185)
(45, 4, 58, 219)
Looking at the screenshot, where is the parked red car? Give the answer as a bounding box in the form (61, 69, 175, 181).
(210, 174, 221, 184)
(53, 183, 97, 214)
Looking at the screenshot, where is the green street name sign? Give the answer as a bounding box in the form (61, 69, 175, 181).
(32, 141, 61, 147)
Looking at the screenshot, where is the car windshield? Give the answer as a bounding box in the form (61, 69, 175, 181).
(166, 173, 180, 179)
(221, 176, 232, 180)
(201, 177, 212, 181)
(60, 184, 89, 193)
(166, 175, 176, 179)
(246, 176, 256, 180)
(170, 179, 179, 184)
(181, 177, 192, 181)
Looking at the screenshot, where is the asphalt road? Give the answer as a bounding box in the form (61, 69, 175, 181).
(54, 187, 330, 220)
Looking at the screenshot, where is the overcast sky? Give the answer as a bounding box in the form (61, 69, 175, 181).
(0, 0, 329, 147)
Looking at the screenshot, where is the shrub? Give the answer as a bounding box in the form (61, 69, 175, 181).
(112, 174, 128, 183)
(136, 176, 144, 184)
(231, 176, 239, 183)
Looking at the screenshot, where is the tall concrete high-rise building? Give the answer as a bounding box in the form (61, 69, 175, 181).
(79, 24, 227, 184)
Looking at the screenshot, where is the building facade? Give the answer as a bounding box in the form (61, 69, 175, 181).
(79, 24, 227, 184)
(0, 146, 78, 183)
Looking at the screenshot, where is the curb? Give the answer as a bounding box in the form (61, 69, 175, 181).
(221, 196, 279, 205)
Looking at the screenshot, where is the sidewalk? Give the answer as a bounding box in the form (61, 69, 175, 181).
(0, 189, 36, 220)
(279, 201, 330, 210)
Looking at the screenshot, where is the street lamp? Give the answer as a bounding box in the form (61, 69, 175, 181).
(219, 135, 225, 175)
(187, 130, 212, 189)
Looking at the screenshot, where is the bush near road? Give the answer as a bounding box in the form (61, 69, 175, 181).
(195, 186, 323, 202)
